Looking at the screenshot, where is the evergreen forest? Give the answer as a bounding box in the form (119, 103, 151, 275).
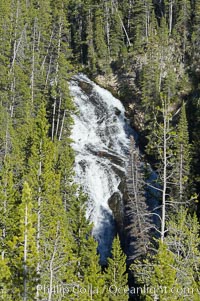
(0, 0, 200, 300)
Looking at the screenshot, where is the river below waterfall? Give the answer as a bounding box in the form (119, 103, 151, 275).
(70, 74, 136, 264)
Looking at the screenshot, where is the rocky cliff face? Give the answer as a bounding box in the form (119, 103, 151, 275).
(94, 70, 145, 137)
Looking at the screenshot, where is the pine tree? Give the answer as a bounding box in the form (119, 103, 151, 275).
(132, 0, 154, 49)
(109, 10, 124, 60)
(0, 158, 12, 301)
(68, 190, 106, 301)
(6, 0, 32, 121)
(8, 182, 37, 301)
(0, 159, 19, 285)
(67, 0, 88, 64)
(86, 8, 97, 74)
(173, 103, 190, 204)
(191, 0, 200, 78)
(94, 8, 110, 74)
(188, 96, 200, 211)
(0, 257, 12, 301)
(80, 236, 106, 301)
(0, 108, 17, 259)
(146, 94, 176, 242)
(165, 0, 177, 35)
(57, 139, 76, 211)
(140, 16, 162, 119)
(104, 235, 128, 301)
(174, 0, 191, 56)
(0, 0, 11, 109)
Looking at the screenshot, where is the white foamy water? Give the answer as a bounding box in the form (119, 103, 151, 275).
(70, 74, 134, 263)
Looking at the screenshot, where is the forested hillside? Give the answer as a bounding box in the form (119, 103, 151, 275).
(0, 0, 200, 300)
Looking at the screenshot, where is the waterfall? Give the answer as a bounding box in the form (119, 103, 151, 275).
(70, 74, 135, 264)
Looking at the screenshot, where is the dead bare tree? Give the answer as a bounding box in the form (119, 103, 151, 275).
(125, 136, 152, 262)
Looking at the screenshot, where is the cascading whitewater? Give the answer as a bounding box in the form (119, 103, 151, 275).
(70, 74, 134, 264)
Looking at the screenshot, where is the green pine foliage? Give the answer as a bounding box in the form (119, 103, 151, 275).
(109, 11, 124, 60)
(67, 190, 107, 301)
(191, 0, 200, 78)
(86, 10, 97, 74)
(165, 207, 200, 298)
(0, 1, 200, 300)
(0, 257, 12, 301)
(10, 182, 37, 301)
(173, 103, 191, 203)
(104, 236, 129, 301)
(0, 167, 16, 300)
(133, 242, 183, 301)
(174, 0, 191, 52)
(94, 8, 110, 74)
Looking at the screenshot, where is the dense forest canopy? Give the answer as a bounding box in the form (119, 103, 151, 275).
(0, 0, 200, 300)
